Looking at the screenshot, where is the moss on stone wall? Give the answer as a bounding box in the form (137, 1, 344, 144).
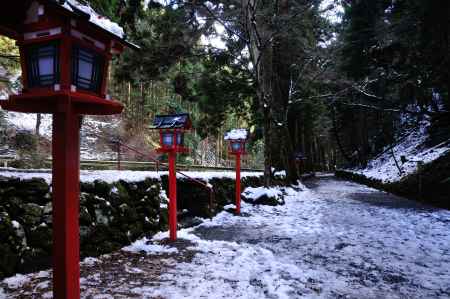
(0, 173, 264, 279)
(0, 177, 163, 278)
(160, 175, 265, 218)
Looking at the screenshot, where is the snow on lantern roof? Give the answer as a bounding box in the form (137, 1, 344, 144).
(151, 113, 192, 129)
(0, 0, 138, 49)
(60, 0, 124, 38)
(224, 129, 248, 141)
(50, 0, 138, 49)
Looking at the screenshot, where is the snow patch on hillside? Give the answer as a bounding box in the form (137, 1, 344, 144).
(349, 122, 450, 183)
(2, 111, 119, 160)
(80, 118, 120, 160)
(6, 113, 52, 137)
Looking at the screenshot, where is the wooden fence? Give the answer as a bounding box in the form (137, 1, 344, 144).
(0, 156, 263, 172)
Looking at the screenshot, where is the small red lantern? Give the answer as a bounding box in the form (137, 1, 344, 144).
(153, 113, 192, 153)
(225, 129, 248, 215)
(0, 1, 136, 298)
(152, 113, 192, 241)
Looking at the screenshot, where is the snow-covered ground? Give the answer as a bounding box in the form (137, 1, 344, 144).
(349, 122, 450, 183)
(0, 169, 263, 184)
(2, 176, 450, 298)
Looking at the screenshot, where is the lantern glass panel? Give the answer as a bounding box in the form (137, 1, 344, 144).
(38, 56, 54, 76)
(26, 42, 60, 87)
(72, 46, 103, 92)
(78, 58, 93, 81)
(176, 132, 184, 146)
(162, 132, 174, 146)
(231, 142, 242, 152)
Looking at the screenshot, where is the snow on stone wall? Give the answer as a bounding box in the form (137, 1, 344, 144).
(0, 169, 263, 184)
(0, 171, 264, 279)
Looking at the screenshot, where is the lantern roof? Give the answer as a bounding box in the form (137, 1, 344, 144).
(59, 0, 123, 38)
(0, 0, 138, 50)
(152, 113, 192, 130)
(224, 129, 248, 141)
(294, 152, 307, 160)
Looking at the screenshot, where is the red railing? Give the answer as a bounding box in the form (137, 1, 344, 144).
(100, 135, 215, 217)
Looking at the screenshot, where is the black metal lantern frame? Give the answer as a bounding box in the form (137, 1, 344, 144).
(162, 131, 175, 147)
(176, 131, 184, 146)
(160, 129, 186, 150)
(26, 41, 60, 88)
(71, 45, 104, 93)
(25, 41, 104, 93)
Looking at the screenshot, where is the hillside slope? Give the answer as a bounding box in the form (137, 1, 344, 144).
(1, 111, 120, 160)
(349, 121, 450, 183)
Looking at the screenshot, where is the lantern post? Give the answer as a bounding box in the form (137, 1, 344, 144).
(168, 149, 177, 240)
(225, 129, 248, 215)
(52, 109, 81, 299)
(294, 152, 307, 175)
(235, 152, 241, 214)
(151, 114, 192, 241)
(0, 1, 137, 297)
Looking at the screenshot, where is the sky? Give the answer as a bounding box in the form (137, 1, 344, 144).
(320, 0, 344, 24)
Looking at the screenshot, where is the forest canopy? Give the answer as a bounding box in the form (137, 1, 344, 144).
(0, 0, 447, 181)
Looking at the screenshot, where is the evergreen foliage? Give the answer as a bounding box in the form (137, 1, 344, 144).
(332, 0, 449, 166)
(1, 0, 446, 178)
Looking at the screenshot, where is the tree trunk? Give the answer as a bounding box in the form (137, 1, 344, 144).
(35, 113, 41, 136)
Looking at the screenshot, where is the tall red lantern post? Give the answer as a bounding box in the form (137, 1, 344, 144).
(225, 129, 248, 215)
(0, 1, 136, 298)
(152, 113, 192, 241)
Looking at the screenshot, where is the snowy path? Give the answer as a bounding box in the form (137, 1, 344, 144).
(148, 176, 450, 298)
(2, 176, 450, 298)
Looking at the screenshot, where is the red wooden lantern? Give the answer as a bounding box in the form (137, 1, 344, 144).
(0, 1, 136, 298)
(152, 113, 192, 240)
(158, 128, 190, 153)
(224, 129, 248, 215)
(0, 0, 138, 114)
(153, 113, 192, 153)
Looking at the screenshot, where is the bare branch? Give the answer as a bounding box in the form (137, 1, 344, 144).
(197, 2, 250, 45)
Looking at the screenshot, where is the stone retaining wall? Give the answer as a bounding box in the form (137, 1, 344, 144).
(0, 173, 264, 279)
